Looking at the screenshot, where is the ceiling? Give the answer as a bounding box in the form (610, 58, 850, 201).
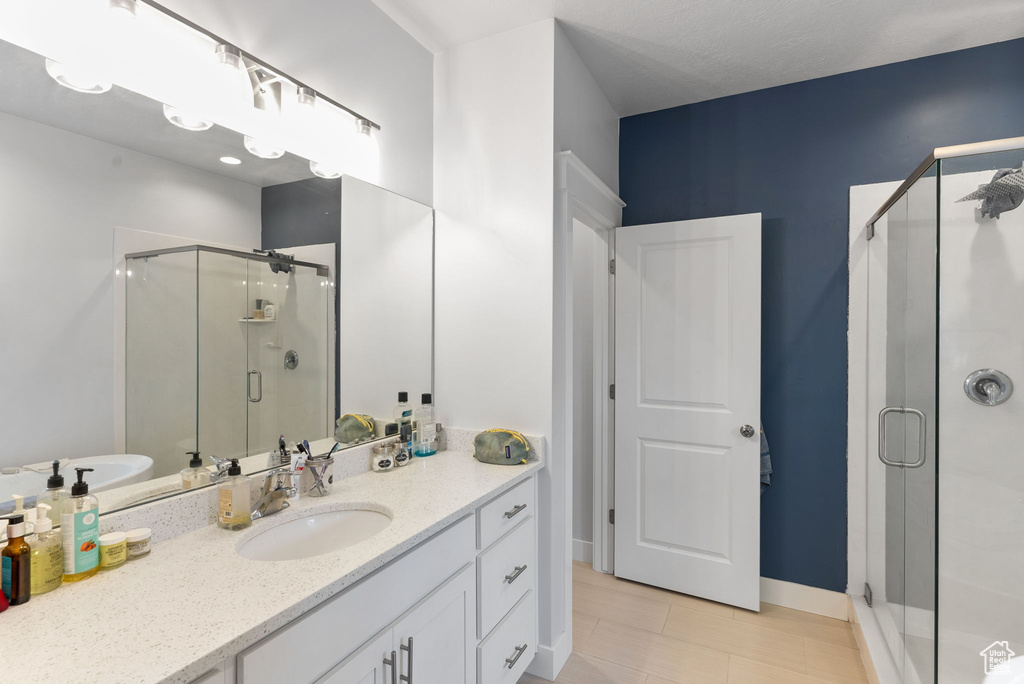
(372, 0, 1024, 117)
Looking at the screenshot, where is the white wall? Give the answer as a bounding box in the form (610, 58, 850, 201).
(160, 0, 433, 206)
(554, 22, 620, 194)
(571, 220, 598, 560)
(0, 112, 261, 469)
(434, 18, 619, 678)
(434, 17, 558, 673)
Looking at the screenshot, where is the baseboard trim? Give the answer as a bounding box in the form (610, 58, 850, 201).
(525, 630, 571, 681)
(759, 577, 849, 621)
(572, 538, 593, 564)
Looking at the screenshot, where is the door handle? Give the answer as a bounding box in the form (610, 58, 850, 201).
(400, 637, 413, 684)
(383, 651, 397, 684)
(740, 425, 756, 438)
(878, 406, 927, 469)
(248, 370, 262, 403)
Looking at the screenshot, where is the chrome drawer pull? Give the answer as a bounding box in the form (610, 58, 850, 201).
(504, 565, 527, 584)
(400, 637, 413, 684)
(503, 503, 527, 519)
(505, 644, 528, 669)
(383, 651, 397, 684)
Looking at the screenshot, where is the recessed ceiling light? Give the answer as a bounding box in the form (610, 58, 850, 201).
(220, 156, 242, 165)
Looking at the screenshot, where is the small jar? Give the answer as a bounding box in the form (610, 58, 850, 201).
(98, 532, 127, 570)
(125, 528, 152, 560)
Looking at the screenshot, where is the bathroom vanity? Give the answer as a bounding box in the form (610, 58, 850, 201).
(3, 445, 542, 684)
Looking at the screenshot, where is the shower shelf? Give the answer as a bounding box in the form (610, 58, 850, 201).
(239, 319, 277, 323)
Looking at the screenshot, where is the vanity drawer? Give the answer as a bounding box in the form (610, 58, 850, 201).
(478, 477, 535, 550)
(477, 516, 535, 637)
(478, 591, 537, 684)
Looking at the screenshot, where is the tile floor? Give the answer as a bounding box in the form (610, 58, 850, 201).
(519, 561, 870, 684)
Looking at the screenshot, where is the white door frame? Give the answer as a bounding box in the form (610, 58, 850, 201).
(548, 150, 622, 677)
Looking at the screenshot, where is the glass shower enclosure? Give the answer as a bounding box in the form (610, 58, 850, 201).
(866, 138, 1024, 683)
(124, 246, 331, 479)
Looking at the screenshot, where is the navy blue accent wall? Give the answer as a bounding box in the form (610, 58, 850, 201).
(619, 38, 1024, 592)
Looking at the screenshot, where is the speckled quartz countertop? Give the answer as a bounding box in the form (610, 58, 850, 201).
(3, 449, 543, 684)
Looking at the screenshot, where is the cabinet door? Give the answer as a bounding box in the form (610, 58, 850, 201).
(394, 564, 476, 684)
(318, 629, 395, 684)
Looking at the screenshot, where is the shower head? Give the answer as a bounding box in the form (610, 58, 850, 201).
(957, 164, 1024, 219)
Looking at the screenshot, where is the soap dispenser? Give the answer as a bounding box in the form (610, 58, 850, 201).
(217, 459, 251, 531)
(180, 451, 211, 490)
(2, 514, 31, 605)
(28, 505, 62, 596)
(37, 460, 70, 528)
(61, 468, 100, 582)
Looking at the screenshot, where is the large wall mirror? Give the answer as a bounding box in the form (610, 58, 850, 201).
(0, 3, 433, 516)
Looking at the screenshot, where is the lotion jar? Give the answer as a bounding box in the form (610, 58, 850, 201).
(125, 528, 151, 560)
(98, 532, 127, 570)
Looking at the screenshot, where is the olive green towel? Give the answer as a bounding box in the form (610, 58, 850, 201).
(473, 429, 531, 465)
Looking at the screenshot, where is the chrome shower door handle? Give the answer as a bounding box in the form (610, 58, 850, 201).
(248, 370, 263, 403)
(878, 406, 927, 469)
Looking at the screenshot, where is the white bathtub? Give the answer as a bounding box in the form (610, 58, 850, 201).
(0, 454, 154, 505)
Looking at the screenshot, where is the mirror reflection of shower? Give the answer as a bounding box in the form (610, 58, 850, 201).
(125, 245, 333, 480)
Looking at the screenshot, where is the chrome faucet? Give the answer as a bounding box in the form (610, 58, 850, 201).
(252, 468, 297, 520)
(209, 455, 234, 483)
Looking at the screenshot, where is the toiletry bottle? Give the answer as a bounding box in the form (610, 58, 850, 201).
(37, 460, 71, 528)
(394, 392, 413, 454)
(28, 505, 62, 596)
(180, 451, 210, 490)
(2, 514, 31, 605)
(217, 459, 251, 531)
(61, 468, 100, 582)
(413, 393, 438, 457)
(263, 302, 276, 320)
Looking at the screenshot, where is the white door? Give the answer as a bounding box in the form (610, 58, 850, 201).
(318, 629, 394, 684)
(393, 565, 476, 684)
(613, 214, 762, 611)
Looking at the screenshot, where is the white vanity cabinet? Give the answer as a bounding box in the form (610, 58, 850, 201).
(222, 474, 538, 684)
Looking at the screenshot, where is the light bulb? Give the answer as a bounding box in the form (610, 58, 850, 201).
(108, 0, 137, 20)
(244, 135, 285, 159)
(214, 44, 254, 108)
(163, 104, 213, 131)
(45, 59, 112, 94)
(310, 160, 343, 179)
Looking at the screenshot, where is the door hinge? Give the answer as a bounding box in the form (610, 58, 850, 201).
(609, 384, 616, 400)
(609, 509, 615, 525)
(609, 258, 616, 275)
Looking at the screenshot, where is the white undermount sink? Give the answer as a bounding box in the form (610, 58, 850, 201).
(237, 508, 392, 562)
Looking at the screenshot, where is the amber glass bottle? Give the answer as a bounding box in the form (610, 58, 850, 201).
(2, 514, 32, 605)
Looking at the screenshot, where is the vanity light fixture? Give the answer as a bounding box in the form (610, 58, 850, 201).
(220, 156, 242, 165)
(243, 135, 285, 159)
(163, 103, 213, 131)
(309, 159, 343, 179)
(45, 58, 112, 94)
(108, 0, 137, 20)
(296, 86, 317, 110)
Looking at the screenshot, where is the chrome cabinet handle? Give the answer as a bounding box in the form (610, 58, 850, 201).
(505, 565, 527, 584)
(247, 370, 263, 403)
(383, 651, 397, 684)
(503, 503, 527, 519)
(400, 637, 413, 684)
(505, 644, 528, 669)
(878, 406, 927, 469)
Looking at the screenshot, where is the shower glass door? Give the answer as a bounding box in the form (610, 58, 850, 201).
(245, 258, 330, 457)
(868, 164, 938, 684)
